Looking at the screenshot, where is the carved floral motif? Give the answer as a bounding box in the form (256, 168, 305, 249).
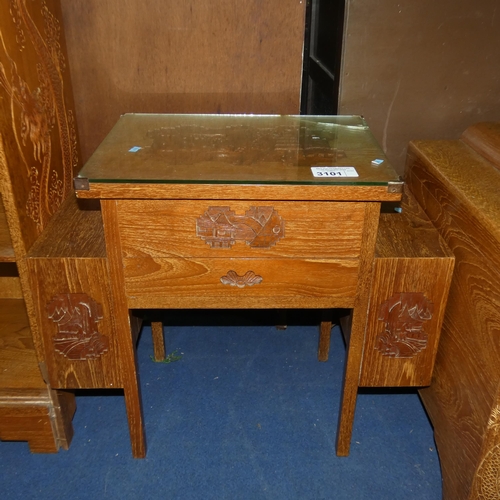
(46, 293, 109, 360)
(197, 206, 285, 249)
(220, 270, 263, 288)
(376, 292, 433, 358)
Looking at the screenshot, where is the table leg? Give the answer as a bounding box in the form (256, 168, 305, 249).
(336, 202, 380, 456)
(151, 321, 166, 361)
(101, 199, 146, 458)
(318, 310, 333, 361)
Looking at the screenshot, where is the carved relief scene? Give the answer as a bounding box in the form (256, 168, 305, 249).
(376, 292, 434, 358)
(196, 206, 285, 249)
(0, 0, 79, 237)
(46, 293, 109, 361)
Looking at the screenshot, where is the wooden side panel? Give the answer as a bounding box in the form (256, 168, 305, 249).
(0, 0, 80, 255)
(461, 122, 500, 170)
(406, 144, 500, 500)
(360, 188, 454, 387)
(0, 275, 23, 299)
(0, 299, 45, 389)
(117, 200, 365, 259)
(0, 404, 57, 453)
(360, 257, 453, 387)
(0, 195, 15, 262)
(0, 387, 75, 453)
(60, 0, 306, 162)
(27, 257, 121, 389)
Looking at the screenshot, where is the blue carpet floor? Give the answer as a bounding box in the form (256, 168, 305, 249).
(0, 311, 441, 499)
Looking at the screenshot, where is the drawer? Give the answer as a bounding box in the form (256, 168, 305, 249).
(115, 200, 365, 259)
(123, 257, 359, 309)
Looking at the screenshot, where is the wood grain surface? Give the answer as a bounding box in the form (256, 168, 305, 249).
(0, 196, 15, 262)
(461, 122, 500, 171)
(101, 199, 146, 458)
(116, 200, 365, 259)
(336, 202, 380, 456)
(76, 182, 403, 203)
(406, 134, 500, 500)
(358, 188, 454, 387)
(123, 257, 359, 309)
(27, 257, 121, 390)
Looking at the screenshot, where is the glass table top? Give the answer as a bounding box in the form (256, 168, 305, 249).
(76, 114, 400, 186)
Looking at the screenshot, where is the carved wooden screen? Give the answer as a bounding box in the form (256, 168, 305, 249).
(0, 0, 80, 256)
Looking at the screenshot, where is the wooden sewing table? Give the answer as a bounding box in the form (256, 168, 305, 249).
(74, 114, 402, 458)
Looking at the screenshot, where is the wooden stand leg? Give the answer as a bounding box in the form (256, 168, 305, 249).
(336, 203, 380, 456)
(101, 200, 146, 458)
(318, 310, 332, 361)
(336, 307, 366, 456)
(123, 379, 146, 458)
(151, 321, 165, 361)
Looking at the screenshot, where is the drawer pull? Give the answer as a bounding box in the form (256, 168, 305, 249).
(197, 206, 284, 249)
(220, 270, 263, 288)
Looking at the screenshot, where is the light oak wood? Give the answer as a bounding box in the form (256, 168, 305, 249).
(455, 120, 500, 172)
(76, 112, 404, 458)
(0, 0, 78, 452)
(336, 202, 380, 456)
(117, 200, 366, 259)
(151, 322, 165, 362)
(0, 277, 22, 298)
(76, 183, 403, 203)
(317, 311, 333, 363)
(359, 189, 454, 387)
(124, 257, 359, 309)
(405, 123, 500, 500)
(101, 199, 146, 458)
(0, 299, 46, 390)
(0, 198, 15, 262)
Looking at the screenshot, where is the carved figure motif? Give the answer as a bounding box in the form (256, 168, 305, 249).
(197, 206, 285, 249)
(0, 0, 78, 229)
(220, 270, 263, 288)
(46, 293, 109, 360)
(376, 292, 433, 358)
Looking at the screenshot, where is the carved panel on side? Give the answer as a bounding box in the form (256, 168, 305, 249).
(376, 292, 433, 359)
(196, 206, 284, 249)
(0, 0, 80, 248)
(46, 293, 109, 360)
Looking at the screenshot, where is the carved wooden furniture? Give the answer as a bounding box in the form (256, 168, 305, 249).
(354, 188, 454, 388)
(404, 122, 500, 500)
(0, 0, 78, 452)
(73, 113, 403, 457)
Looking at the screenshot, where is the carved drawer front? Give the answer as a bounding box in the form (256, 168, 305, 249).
(122, 257, 359, 309)
(115, 200, 365, 259)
